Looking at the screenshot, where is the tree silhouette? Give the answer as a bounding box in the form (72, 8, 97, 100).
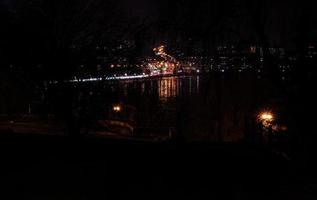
(0, 0, 137, 135)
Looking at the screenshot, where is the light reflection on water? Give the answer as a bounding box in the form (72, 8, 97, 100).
(158, 77, 178, 99)
(98, 75, 280, 141)
(114, 76, 202, 100)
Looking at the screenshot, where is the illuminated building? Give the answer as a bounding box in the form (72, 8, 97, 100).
(145, 45, 179, 75)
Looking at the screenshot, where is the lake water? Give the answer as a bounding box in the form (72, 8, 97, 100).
(0, 73, 285, 141)
(70, 74, 280, 141)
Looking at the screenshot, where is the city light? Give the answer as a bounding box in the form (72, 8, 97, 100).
(260, 112, 274, 121)
(149, 45, 179, 75)
(258, 111, 274, 127)
(113, 105, 121, 112)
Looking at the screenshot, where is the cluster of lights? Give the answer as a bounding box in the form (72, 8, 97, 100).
(109, 64, 130, 68)
(148, 60, 175, 74)
(147, 45, 179, 75)
(69, 74, 149, 83)
(113, 105, 121, 112)
(153, 45, 176, 62)
(153, 45, 179, 65)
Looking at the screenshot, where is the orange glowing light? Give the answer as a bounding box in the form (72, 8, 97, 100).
(113, 105, 121, 112)
(258, 111, 275, 127)
(260, 112, 274, 121)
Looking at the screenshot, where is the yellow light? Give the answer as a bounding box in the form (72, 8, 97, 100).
(262, 113, 273, 120)
(113, 105, 121, 112)
(260, 112, 274, 121)
(258, 111, 275, 128)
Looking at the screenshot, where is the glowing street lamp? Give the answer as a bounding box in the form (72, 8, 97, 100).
(113, 105, 121, 112)
(260, 112, 273, 121)
(258, 111, 274, 127)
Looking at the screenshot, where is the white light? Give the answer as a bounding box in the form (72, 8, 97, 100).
(113, 105, 121, 112)
(260, 112, 274, 121)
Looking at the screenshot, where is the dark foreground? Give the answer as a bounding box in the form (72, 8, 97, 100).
(0, 132, 316, 200)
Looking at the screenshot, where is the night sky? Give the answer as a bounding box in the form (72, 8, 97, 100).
(118, 0, 317, 48)
(1, 0, 317, 50)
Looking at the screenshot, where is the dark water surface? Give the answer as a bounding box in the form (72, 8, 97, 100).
(66, 74, 281, 141)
